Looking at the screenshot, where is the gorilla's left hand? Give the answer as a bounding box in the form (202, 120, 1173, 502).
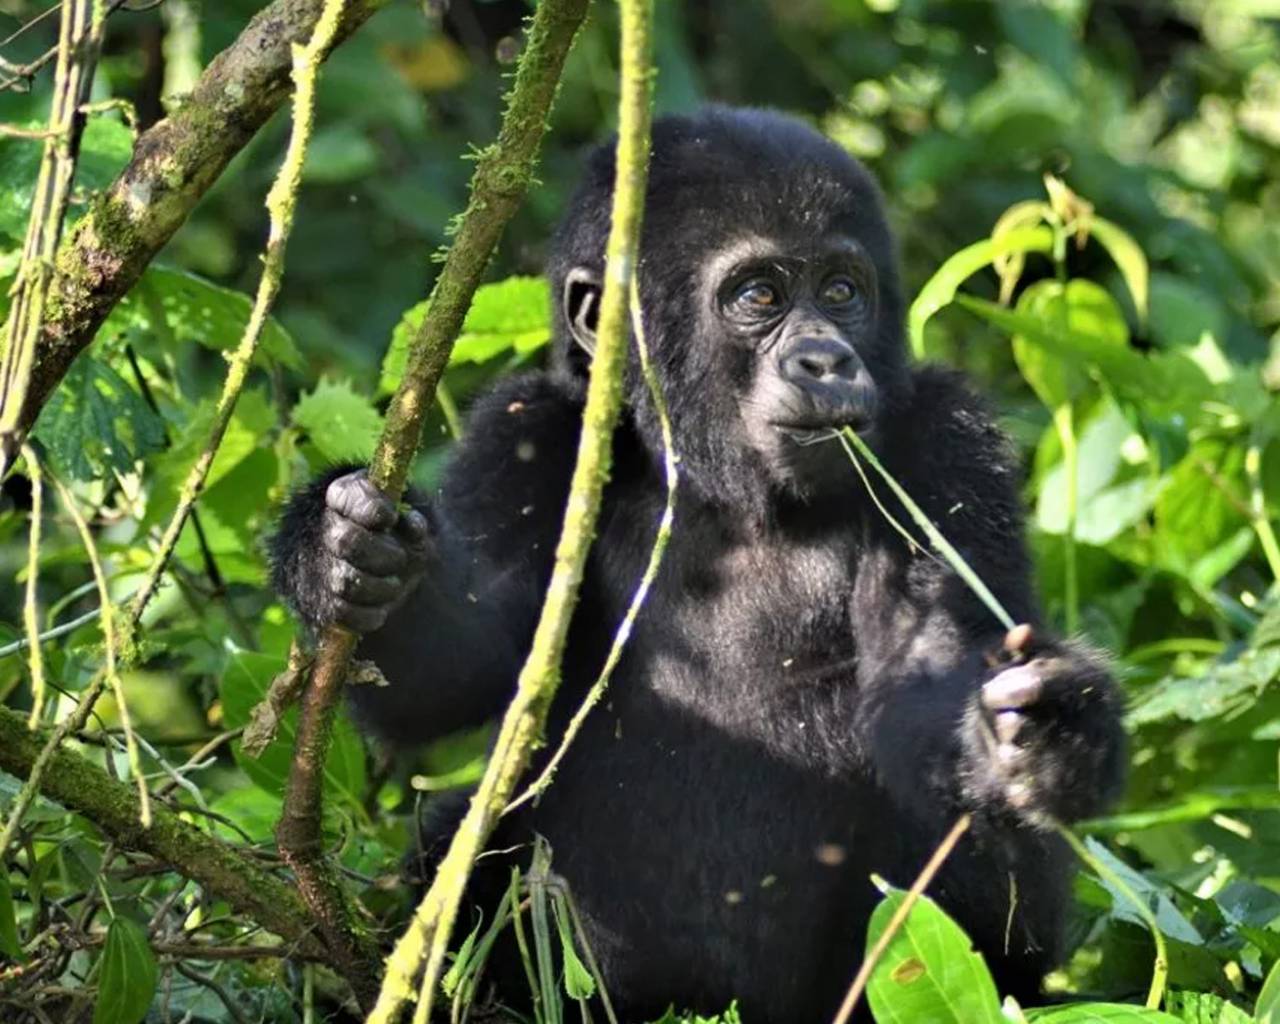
(963, 625, 1124, 826)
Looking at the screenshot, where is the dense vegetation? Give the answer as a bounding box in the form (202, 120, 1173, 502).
(1, 1, 1278, 1021)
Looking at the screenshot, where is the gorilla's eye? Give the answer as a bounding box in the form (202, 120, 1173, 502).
(821, 277, 858, 306)
(735, 280, 781, 309)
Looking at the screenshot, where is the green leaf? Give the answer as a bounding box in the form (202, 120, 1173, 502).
(1026, 1003, 1182, 1022)
(93, 917, 158, 1024)
(1088, 217, 1149, 325)
(131, 267, 302, 369)
(553, 893, 596, 1000)
(0, 870, 21, 960)
(0, 118, 133, 240)
(1012, 280, 1126, 409)
(291, 377, 385, 464)
(864, 883, 1004, 1024)
(1081, 838, 1202, 944)
(379, 276, 551, 395)
(1126, 648, 1280, 727)
(219, 647, 367, 811)
(956, 295, 1212, 410)
(1257, 955, 1280, 1023)
(31, 353, 166, 481)
(1162, 990, 1252, 1023)
(906, 225, 1054, 358)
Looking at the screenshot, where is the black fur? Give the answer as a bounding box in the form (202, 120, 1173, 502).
(272, 107, 1125, 1021)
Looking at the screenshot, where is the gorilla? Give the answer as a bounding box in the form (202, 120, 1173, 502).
(272, 107, 1125, 1022)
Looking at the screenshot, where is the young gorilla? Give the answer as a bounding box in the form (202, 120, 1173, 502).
(273, 107, 1125, 1021)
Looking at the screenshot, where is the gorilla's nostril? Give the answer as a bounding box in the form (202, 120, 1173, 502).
(798, 355, 828, 378)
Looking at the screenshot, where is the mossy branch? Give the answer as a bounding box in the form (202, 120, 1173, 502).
(0, 0, 386, 468)
(274, 0, 590, 1012)
(0, 704, 330, 965)
(365, 2, 656, 1020)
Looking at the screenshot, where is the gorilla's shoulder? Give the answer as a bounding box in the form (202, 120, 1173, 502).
(890, 365, 1024, 537)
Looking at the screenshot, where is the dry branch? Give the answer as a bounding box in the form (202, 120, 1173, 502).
(0, 0, 386, 467)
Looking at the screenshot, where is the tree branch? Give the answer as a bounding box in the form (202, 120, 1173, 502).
(276, 0, 591, 1013)
(0, 0, 387, 465)
(0, 704, 330, 965)
(367, 0, 656, 1018)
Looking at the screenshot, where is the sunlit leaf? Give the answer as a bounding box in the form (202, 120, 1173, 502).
(1088, 217, 1148, 326)
(907, 226, 1054, 358)
(292, 377, 385, 464)
(380, 275, 551, 395)
(864, 883, 1004, 1024)
(1026, 1003, 1182, 1022)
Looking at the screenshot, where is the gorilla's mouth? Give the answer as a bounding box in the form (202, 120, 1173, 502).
(774, 416, 871, 445)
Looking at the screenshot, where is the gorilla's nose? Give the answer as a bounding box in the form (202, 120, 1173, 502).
(780, 338, 858, 390)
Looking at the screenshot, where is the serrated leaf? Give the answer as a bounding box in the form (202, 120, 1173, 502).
(93, 917, 158, 1024)
(130, 267, 303, 369)
(379, 276, 551, 395)
(1127, 648, 1280, 727)
(906, 226, 1054, 358)
(0, 870, 20, 960)
(32, 354, 166, 480)
(864, 884, 1004, 1024)
(291, 377, 384, 463)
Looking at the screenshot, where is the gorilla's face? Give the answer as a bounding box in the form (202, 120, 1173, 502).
(704, 233, 881, 490)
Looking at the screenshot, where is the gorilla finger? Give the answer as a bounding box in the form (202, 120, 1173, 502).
(330, 562, 403, 605)
(332, 600, 390, 634)
(993, 709, 1024, 744)
(395, 508, 433, 553)
(323, 516, 408, 574)
(982, 664, 1043, 712)
(326, 471, 397, 531)
(1003, 623, 1034, 656)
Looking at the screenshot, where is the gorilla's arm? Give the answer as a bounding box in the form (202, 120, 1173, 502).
(854, 367, 1125, 826)
(271, 373, 584, 745)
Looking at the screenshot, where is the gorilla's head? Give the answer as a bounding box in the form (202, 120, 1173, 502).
(549, 107, 911, 518)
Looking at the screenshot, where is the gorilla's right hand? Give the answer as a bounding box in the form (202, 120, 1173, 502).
(313, 469, 432, 633)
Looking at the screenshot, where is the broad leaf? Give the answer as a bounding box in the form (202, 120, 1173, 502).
(1026, 1003, 1182, 1022)
(93, 917, 158, 1024)
(0, 870, 20, 960)
(1089, 217, 1149, 325)
(379, 275, 552, 395)
(32, 354, 166, 480)
(864, 883, 1004, 1024)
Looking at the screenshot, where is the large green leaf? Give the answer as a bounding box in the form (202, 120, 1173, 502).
(379, 275, 552, 395)
(1257, 955, 1280, 1023)
(93, 917, 158, 1024)
(864, 883, 1004, 1024)
(31, 353, 166, 481)
(1012, 280, 1127, 409)
(906, 225, 1054, 358)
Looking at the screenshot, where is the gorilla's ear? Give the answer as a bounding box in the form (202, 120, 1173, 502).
(563, 266, 601, 357)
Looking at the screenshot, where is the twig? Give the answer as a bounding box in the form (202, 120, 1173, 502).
(0, 605, 102, 660)
(0, 704, 329, 963)
(0, 0, 106, 472)
(831, 814, 972, 1024)
(367, 1, 653, 1019)
(49, 469, 151, 829)
(20, 444, 47, 724)
(506, 277, 678, 814)
(840, 428, 1016, 631)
